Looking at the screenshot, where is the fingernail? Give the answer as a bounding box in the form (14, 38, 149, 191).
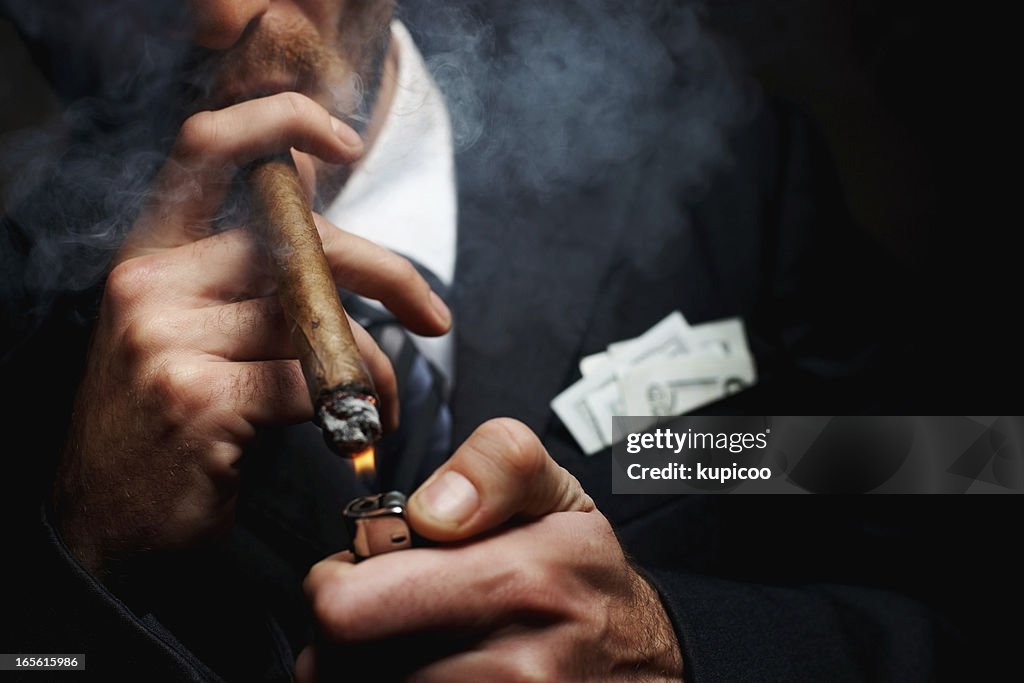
(419, 471, 478, 525)
(429, 290, 451, 327)
(331, 116, 363, 149)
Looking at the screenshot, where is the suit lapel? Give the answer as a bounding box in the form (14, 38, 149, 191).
(450, 185, 631, 445)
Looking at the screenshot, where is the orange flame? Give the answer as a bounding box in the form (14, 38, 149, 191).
(352, 447, 376, 477)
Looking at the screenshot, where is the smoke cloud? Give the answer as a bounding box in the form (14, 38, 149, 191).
(1, 0, 754, 356)
(401, 0, 752, 195)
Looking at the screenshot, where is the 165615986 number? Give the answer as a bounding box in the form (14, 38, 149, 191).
(0, 654, 85, 671)
(17, 657, 79, 667)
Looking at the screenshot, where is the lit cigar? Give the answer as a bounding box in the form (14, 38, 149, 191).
(247, 156, 382, 455)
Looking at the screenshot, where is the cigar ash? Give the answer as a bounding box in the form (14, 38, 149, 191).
(316, 382, 382, 453)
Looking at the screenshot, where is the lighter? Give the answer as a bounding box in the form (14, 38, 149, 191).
(342, 491, 412, 560)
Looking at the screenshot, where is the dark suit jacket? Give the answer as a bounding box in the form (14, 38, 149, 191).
(0, 94, 989, 681)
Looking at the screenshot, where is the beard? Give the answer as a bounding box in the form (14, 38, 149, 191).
(174, 1, 395, 207)
(181, 1, 394, 133)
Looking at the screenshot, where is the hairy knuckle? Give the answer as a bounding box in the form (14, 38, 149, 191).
(150, 361, 209, 416)
(276, 361, 306, 397)
(217, 301, 258, 341)
(121, 316, 174, 367)
(230, 363, 263, 406)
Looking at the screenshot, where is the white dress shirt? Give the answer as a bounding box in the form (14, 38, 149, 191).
(322, 20, 457, 382)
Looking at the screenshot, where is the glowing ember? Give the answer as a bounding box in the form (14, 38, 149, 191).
(352, 447, 376, 477)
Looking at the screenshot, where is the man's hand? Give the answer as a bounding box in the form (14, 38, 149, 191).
(53, 92, 452, 576)
(299, 419, 684, 682)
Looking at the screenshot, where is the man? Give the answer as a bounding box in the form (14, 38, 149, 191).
(1, 0, 962, 681)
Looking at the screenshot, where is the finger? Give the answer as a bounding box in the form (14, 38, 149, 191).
(304, 511, 608, 641)
(188, 300, 396, 424)
(218, 359, 313, 426)
(129, 233, 397, 429)
(292, 150, 319, 203)
(215, 305, 397, 430)
(406, 418, 595, 542)
(108, 229, 275, 312)
(185, 297, 293, 361)
(349, 319, 399, 433)
(315, 214, 452, 336)
(406, 641, 556, 683)
(216, 334, 393, 431)
(294, 646, 316, 683)
(120, 92, 364, 258)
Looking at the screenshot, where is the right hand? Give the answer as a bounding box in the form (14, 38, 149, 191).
(53, 93, 452, 576)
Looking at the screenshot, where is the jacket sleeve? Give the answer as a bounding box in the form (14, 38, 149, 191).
(643, 567, 958, 683)
(3, 505, 222, 682)
(1, 214, 221, 681)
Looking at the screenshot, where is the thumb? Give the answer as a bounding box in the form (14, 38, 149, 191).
(407, 418, 595, 542)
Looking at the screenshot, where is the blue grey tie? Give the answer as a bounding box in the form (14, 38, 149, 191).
(342, 261, 453, 492)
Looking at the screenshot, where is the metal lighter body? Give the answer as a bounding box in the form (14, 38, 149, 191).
(342, 491, 412, 560)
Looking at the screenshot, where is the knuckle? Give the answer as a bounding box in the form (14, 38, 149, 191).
(505, 556, 562, 613)
(503, 649, 557, 683)
(272, 360, 306, 397)
(119, 320, 152, 361)
(120, 312, 177, 362)
(303, 561, 333, 599)
(553, 467, 590, 512)
(575, 511, 621, 559)
(280, 91, 318, 124)
(143, 310, 180, 346)
(377, 254, 424, 295)
(392, 255, 421, 286)
(479, 418, 545, 482)
(230, 362, 264, 406)
(233, 361, 304, 413)
(175, 111, 218, 158)
(204, 439, 245, 480)
(552, 509, 617, 556)
(311, 586, 356, 642)
(216, 300, 259, 340)
(149, 360, 210, 416)
(587, 513, 618, 547)
(105, 257, 159, 311)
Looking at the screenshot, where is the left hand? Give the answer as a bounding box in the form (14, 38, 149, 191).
(299, 418, 684, 682)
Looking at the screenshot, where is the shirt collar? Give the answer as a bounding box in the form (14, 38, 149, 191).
(321, 20, 457, 288)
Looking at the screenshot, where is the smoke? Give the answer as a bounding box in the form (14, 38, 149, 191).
(1, 0, 754, 355)
(1, 0, 193, 352)
(400, 0, 753, 199)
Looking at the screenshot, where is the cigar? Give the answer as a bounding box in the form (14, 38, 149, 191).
(247, 156, 382, 455)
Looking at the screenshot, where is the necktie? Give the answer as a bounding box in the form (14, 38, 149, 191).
(343, 260, 453, 493)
